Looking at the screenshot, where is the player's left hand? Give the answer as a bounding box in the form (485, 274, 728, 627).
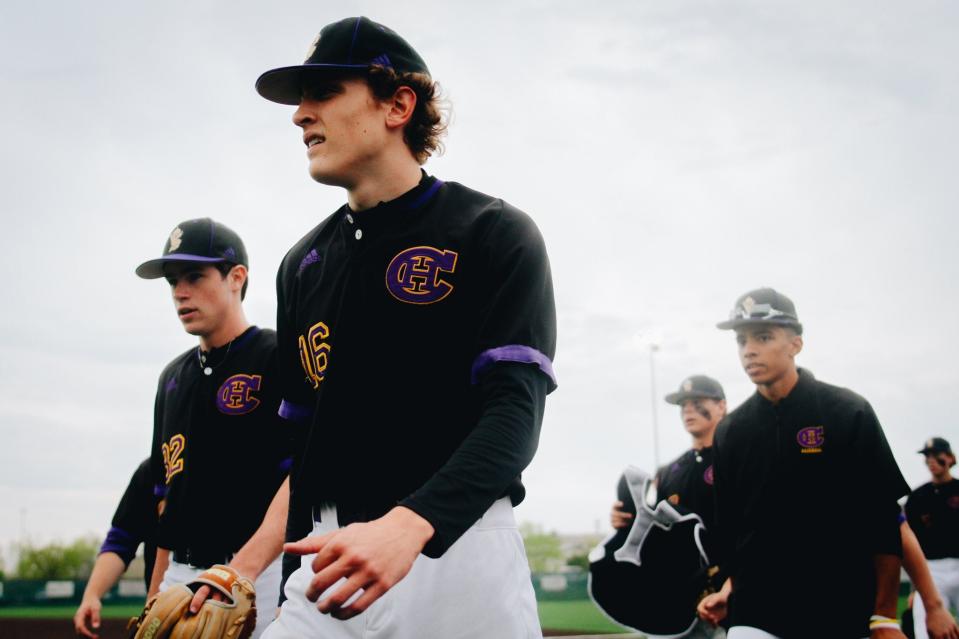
(284, 506, 434, 620)
(871, 628, 907, 639)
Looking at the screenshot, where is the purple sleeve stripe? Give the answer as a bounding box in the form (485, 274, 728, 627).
(279, 399, 313, 422)
(100, 527, 137, 562)
(277, 456, 293, 475)
(897, 512, 906, 524)
(470, 345, 557, 387)
(153, 483, 168, 498)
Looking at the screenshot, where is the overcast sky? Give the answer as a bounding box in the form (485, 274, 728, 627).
(1, 0, 958, 553)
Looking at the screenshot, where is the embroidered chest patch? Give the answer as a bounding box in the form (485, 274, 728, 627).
(216, 374, 263, 415)
(385, 246, 458, 304)
(797, 426, 825, 454)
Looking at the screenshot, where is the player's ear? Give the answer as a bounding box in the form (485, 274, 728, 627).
(229, 265, 248, 295)
(385, 86, 417, 130)
(787, 330, 803, 357)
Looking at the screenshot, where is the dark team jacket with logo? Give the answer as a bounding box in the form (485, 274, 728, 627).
(276, 173, 557, 561)
(99, 458, 158, 589)
(713, 368, 909, 638)
(151, 327, 292, 561)
(905, 479, 959, 560)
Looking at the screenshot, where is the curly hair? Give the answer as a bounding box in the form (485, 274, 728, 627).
(366, 65, 448, 164)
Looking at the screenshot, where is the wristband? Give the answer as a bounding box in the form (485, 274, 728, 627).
(869, 615, 900, 631)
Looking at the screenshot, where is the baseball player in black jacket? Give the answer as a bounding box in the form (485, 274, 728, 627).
(698, 288, 909, 639)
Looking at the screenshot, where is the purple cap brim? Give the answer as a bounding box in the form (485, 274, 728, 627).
(135, 254, 229, 280)
(256, 64, 369, 105)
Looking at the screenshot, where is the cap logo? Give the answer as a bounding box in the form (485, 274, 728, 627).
(927, 439, 935, 449)
(223, 247, 236, 260)
(304, 33, 321, 61)
(683, 380, 693, 392)
(741, 296, 755, 315)
(371, 53, 393, 68)
(168, 227, 183, 252)
(797, 425, 824, 454)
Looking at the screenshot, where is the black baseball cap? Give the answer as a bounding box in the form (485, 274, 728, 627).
(716, 287, 803, 334)
(665, 375, 726, 405)
(918, 437, 953, 456)
(256, 16, 431, 106)
(135, 218, 248, 280)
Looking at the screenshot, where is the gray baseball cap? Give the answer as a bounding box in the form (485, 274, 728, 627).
(664, 375, 725, 405)
(716, 287, 803, 334)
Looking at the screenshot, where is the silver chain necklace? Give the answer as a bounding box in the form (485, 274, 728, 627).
(196, 340, 233, 376)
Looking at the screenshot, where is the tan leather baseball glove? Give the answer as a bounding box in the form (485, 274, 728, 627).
(128, 565, 256, 639)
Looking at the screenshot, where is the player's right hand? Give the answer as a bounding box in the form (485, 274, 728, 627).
(697, 591, 729, 627)
(73, 596, 102, 639)
(610, 501, 633, 529)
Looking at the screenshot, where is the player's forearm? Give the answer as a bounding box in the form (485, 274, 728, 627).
(230, 476, 290, 579)
(400, 363, 547, 557)
(82, 552, 127, 599)
(148, 547, 170, 598)
(900, 522, 945, 610)
(873, 553, 903, 618)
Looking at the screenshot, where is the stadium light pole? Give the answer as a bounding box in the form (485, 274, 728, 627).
(649, 343, 661, 470)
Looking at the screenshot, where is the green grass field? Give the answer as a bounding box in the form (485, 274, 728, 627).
(0, 596, 915, 634)
(538, 600, 630, 633)
(0, 600, 628, 632)
(0, 603, 142, 618)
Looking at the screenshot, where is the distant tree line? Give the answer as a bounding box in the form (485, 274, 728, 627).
(4, 528, 591, 580)
(10, 536, 99, 580)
